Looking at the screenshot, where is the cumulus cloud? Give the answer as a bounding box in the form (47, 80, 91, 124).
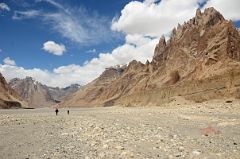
(0, 3, 10, 11)
(112, 0, 200, 37)
(86, 36, 158, 69)
(42, 41, 66, 56)
(0, 36, 157, 87)
(3, 0, 240, 88)
(13, 0, 118, 45)
(3, 57, 16, 66)
(112, 0, 240, 37)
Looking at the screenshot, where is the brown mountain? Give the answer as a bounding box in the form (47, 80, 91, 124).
(62, 7, 240, 107)
(0, 73, 26, 109)
(9, 77, 80, 107)
(62, 65, 126, 107)
(48, 84, 81, 102)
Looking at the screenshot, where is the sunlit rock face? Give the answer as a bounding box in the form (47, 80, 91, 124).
(0, 73, 26, 109)
(62, 7, 240, 107)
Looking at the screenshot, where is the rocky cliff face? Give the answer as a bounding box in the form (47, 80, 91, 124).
(9, 77, 80, 107)
(62, 7, 240, 107)
(0, 73, 26, 108)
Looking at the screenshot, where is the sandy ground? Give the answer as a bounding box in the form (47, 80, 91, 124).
(0, 101, 240, 159)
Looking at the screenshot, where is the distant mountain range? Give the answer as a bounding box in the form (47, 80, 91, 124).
(9, 77, 80, 108)
(61, 7, 240, 107)
(1, 7, 240, 109)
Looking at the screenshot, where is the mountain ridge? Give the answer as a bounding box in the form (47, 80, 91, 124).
(9, 77, 80, 107)
(56, 8, 240, 107)
(0, 73, 27, 108)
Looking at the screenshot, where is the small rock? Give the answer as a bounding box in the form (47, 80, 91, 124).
(102, 144, 109, 149)
(178, 146, 184, 152)
(175, 154, 181, 157)
(120, 151, 127, 156)
(115, 145, 124, 150)
(98, 153, 105, 158)
(192, 150, 201, 156)
(153, 147, 157, 150)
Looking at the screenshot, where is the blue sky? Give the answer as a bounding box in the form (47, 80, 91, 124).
(0, 0, 239, 87)
(0, 0, 136, 70)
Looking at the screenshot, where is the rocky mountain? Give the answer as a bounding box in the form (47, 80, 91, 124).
(9, 77, 80, 107)
(0, 73, 26, 109)
(48, 84, 80, 102)
(62, 7, 240, 107)
(62, 65, 126, 107)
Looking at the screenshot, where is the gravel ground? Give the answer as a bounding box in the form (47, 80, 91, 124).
(0, 101, 240, 159)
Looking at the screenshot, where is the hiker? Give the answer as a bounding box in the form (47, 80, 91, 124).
(55, 108, 59, 116)
(67, 110, 69, 115)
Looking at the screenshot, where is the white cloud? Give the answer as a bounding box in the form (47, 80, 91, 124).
(112, 0, 200, 37)
(86, 49, 96, 54)
(13, 0, 118, 45)
(125, 34, 154, 46)
(112, 0, 240, 37)
(3, 0, 240, 88)
(3, 57, 16, 66)
(0, 36, 157, 87)
(42, 41, 66, 56)
(36, 0, 66, 11)
(12, 10, 41, 20)
(0, 3, 10, 11)
(85, 36, 158, 69)
(0, 49, 2, 52)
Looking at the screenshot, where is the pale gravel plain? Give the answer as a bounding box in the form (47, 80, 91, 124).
(0, 100, 240, 159)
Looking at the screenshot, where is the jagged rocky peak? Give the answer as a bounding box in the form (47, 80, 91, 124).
(99, 65, 126, 81)
(153, 35, 166, 58)
(109, 64, 127, 73)
(153, 7, 237, 63)
(25, 76, 34, 81)
(170, 7, 225, 41)
(61, 7, 240, 107)
(126, 60, 144, 72)
(196, 8, 201, 17)
(8, 77, 21, 83)
(195, 7, 225, 26)
(146, 60, 150, 65)
(24, 76, 39, 85)
(60, 83, 81, 92)
(10, 76, 32, 84)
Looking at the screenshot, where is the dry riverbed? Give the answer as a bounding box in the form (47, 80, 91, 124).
(0, 100, 240, 159)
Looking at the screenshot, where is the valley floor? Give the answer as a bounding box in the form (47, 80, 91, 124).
(0, 101, 240, 159)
